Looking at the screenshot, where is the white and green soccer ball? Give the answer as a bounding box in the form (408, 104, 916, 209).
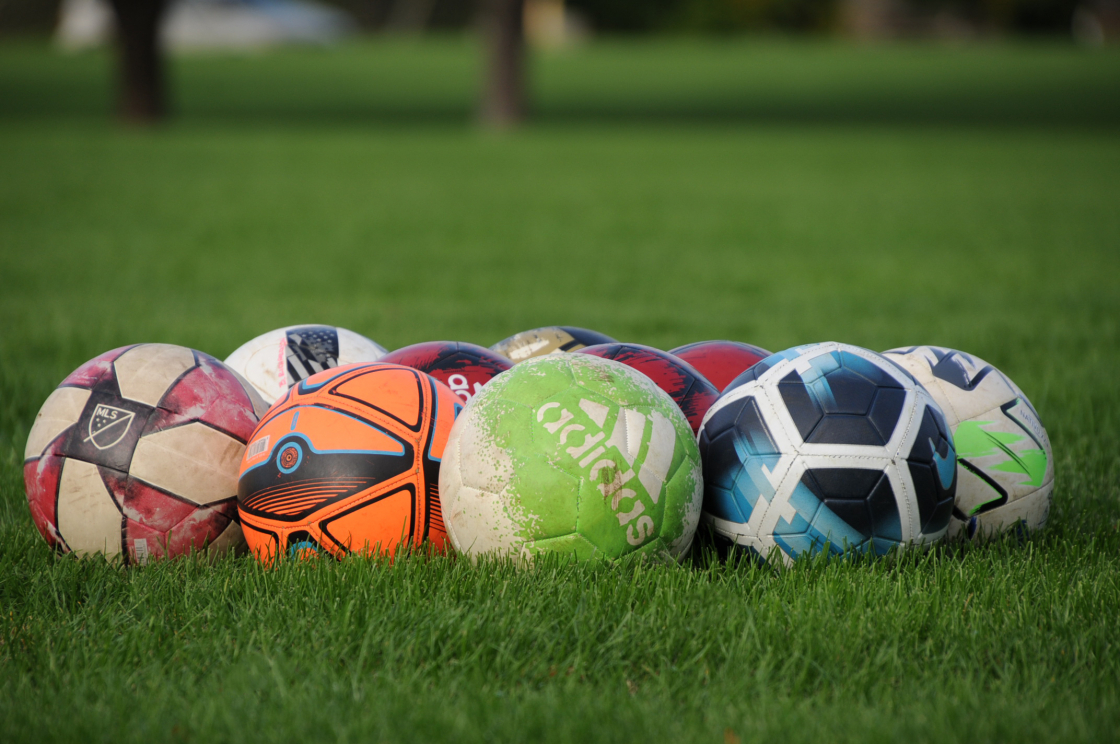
(438, 354, 703, 563)
(883, 346, 1053, 540)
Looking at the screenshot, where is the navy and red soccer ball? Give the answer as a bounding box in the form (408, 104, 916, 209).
(670, 340, 771, 392)
(381, 341, 512, 404)
(576, 343, 719, 435)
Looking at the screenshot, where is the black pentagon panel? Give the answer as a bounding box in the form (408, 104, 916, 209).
(908, 464, 939, 533)
(867, 387, 907, 444)
(922, 466, 955, 533)
(820, 367, 879, 415)
(700, 397, 745, 442)
(906, 405, 957, 534)
(778, 371, 823, 441)
(802, 468, 903, 545)
(62, 393, 155, 473)
(734, 396, 780, 457)
(906, 405, 940, 465)
(704, 483, 745, 524)
(818, 499, 872, 540)
(802, 468, 877, 539)
(806, 414, 884, 446)
(929, 403, 953, 445)
(866, 474, 903, 542)
(699, 428, 745, 493)
(805, 467, 884, 501)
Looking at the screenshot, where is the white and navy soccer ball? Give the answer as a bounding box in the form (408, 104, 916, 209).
(882, 346, 1053, 541)
(225, 325, 387, 404)
(698, 342, 957, 565)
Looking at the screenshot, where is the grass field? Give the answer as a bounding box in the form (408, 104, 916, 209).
(1, 37, 1119, 743)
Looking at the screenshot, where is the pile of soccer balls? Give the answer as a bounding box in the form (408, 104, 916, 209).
(23, 324, 1053, 567)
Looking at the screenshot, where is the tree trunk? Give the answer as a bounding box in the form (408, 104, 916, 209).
(107, 0, 169, 124)
(386, 0, 440, 32)
(479, 0, 526, 129)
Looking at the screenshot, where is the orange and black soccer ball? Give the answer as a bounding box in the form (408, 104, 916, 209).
(236, 362, 460, 563)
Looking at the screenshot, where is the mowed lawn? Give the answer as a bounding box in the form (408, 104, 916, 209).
(1, 37, 1119, 743)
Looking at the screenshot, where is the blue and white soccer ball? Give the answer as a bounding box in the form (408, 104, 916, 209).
(697, 342, 958, 565)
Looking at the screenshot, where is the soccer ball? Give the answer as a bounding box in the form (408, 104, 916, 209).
(380, 341, 512, 404)
(237, 362, 460, 563)
(882, 346, 1053, 540)
(699, 342, 957, 565)
(576, 343, 719, 436)
(669, 340, 772, 392)
(439, 354, 703, 563)
(490, 326, 615, 363)
(23, 344, 268, 563)
(225, 325, 387, 404)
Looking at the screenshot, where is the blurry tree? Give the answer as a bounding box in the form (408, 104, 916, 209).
(909, 0, 1078, 32)
(565, 0, 1081, 32)
(562, 0, 678, 30)
(107, 0, 169, 123)
(478, 0, 526, 128)
(0, 0, 63, 34)
(326, 0, 394, 29)
(386, 0, 439, 30)
(567, 0, 836, 31)
(321, 0, 474, 30)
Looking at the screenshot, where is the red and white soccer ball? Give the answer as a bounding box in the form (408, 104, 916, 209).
(23, 344, 269, 563)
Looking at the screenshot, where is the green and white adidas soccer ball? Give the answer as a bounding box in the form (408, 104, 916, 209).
(883, 346, 1053, 540)
(438, 354, 703, 562)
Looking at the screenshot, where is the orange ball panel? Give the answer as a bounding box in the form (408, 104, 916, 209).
(328, 366, 424, 431)
(320, 487, 414, 556)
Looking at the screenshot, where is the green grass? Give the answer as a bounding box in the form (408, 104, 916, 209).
(1, 37, 1119, 743)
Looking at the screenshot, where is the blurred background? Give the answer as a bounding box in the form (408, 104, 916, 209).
(0, 0, 1117, 372)
(0, 0, 1117, 127)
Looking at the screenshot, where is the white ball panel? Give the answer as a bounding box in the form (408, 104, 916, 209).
(130, 423, 244, 505)
(664, 455, 703, 560)
(114, 344, 197, 407)
(947, 481, 1052, 540)
(204, 518, 247, 557)
(224, 329, 288, 404)
(336, 327, 387, 361)
(25, 386, 91, 460)
(453, 403, 516, 495)
(57, 458, 123, 557)
(438, 426, 523, 560)
(883, 460, 920, 545)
